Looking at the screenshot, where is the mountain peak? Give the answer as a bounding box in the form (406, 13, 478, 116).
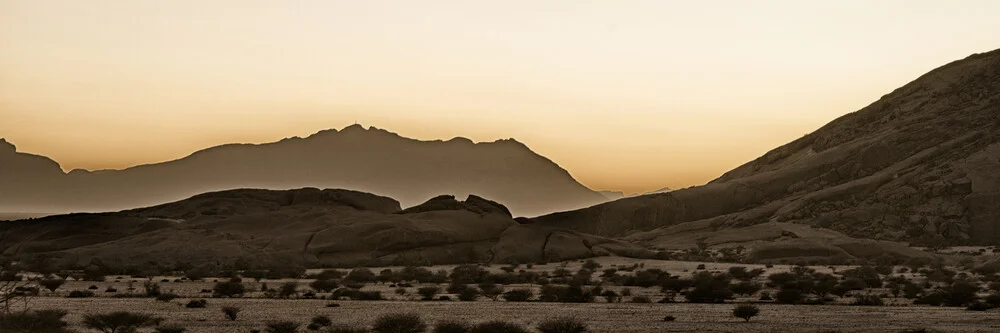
(0, 138, 15, 153)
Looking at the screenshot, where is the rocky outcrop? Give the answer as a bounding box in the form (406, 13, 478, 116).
(0, 188, 647, 268)
(536, 49, 1000, 246)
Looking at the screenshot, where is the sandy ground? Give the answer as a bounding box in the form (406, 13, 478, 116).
(26, 297, 999, 333)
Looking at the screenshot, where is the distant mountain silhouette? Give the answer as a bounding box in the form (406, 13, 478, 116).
(0, 188, 649, 268)
(638, 187, 673, 196)
(0, 125, 607, 217)
(598, 190, 625, 200)
(535, 49, 1000, 248)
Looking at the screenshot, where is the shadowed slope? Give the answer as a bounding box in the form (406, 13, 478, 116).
(536, 49, 1000, 246)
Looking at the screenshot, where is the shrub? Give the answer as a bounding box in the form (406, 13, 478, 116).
(966, 301, 992, 311)
(984, 293, 1000, 307)
(774, 286, 803, 304)
(156, 293, 179, 302)
(684, 272, 733, 303)
(373, 313, 427, 333)
(631, 295, 652, 303)
(279, 282, 300, 298)
(662, 316, 676, 322)
(944, 280, 979, 306)
(418, 287, 441, 301)
(729, 281, 761, 297)
(89, 285, 100, 290)
(732, 304, 760, 322)
(82, 311, 163, 333)
(914, 291, 946, 306)
(144, 281, 161, 297)
(213, 278, 246, 297)
(185, 299, 208, 308)
(536, 317, 587, 333)
(327, 302, 341, 307)
(600, 290, 619, 303)
(458, 288, 480, 301)
(447, 283, 468, 294)
(334, 288, 385, 301)
(67, 290, 95, 298)
(222, 306, 241, 321)
(155, 325, 187, 333)
(696, 264, 706, 270)
(502, 289, 533, 302)
(306, 315, 333, 330)
(105, 287, 118, 293)
(0, 309, 73, 333)
(39, 279, 65, 293)
(265, 321, 301, 333)
(469, 321, 529, 333)
(851, 294, 884, 306)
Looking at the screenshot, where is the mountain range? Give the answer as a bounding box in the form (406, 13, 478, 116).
(0, 125, 608, 217)
(2, 48, 999, 269)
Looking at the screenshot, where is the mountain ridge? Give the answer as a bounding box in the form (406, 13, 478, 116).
(534, 48, 1000, 246)
(0, 125, 607, 217)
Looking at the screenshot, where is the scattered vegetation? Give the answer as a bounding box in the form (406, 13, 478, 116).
(82, 311, 163, 333)
(372, 313, 427, 333)
(536, 317, 587, 333)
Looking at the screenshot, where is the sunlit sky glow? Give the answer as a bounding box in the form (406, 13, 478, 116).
(2, 0, 999, 194)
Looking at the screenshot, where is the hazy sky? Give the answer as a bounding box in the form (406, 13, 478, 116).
(2, 1, 999, 194)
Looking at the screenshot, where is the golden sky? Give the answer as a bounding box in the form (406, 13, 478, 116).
(2, 1, 999, 194)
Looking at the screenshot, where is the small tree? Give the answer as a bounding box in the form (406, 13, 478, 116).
(222, 306, 240, 321)
(536, 317, 587, 333)
(82, 312, 163, 333)
(372, 313, 427, 333)
(478, 282, 504, 301)
(732, 305, 760, 322)
(279, 282, 299, 298)
(417, 287, 440, 301)
(39, 279, 65, 293)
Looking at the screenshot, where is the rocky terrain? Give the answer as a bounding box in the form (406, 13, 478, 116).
(0, 125, 608, 217)
(536, 49, 1000, 247)
(0, 188, 648, 269)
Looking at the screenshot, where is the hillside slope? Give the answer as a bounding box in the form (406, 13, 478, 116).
(536, 49, 1000, 246)
(0, 188, 649, 269)
(0, 125, 607, 217)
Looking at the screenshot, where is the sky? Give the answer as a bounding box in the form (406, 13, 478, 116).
(2, 1, 999, 194)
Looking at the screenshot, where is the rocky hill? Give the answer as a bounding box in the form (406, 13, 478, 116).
(0, 188, 649, 269)
(535, 49, 1000, 247)
(0, 125, 608, 217)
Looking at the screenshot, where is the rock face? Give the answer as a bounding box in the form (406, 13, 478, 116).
(536, 49, 1000, 246)
(0, 125, 608, 217)
(0, 188, 649, 268)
